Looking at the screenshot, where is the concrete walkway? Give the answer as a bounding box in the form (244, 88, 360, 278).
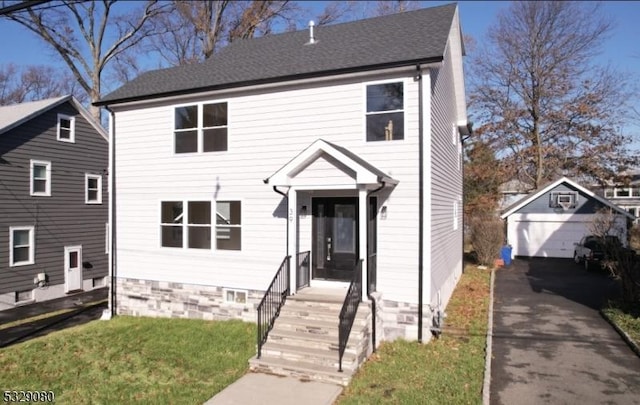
(490, 258, 640, 405)
(203, 373, 343, 405)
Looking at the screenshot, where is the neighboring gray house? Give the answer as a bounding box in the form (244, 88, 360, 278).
(0, 96, 109, 310)
(96, 4, 468, 384)
(592, 170, 640, 224)
(501, 177, 634, 258)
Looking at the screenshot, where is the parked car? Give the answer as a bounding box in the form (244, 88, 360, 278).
(573, 235, 623, 271)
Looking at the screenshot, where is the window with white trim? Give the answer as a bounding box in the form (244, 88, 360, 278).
(216, 201, 241, 250)
(224, 288, 247, 304)
(57, 114, 75, 142)
(30, 160, 51, 196)
(366, 82, 404, 141)
(10, 226, 35, 266)
(174, 102, 228, 153)
(160, 201, 212, 249)
(85, 174, 102, 204)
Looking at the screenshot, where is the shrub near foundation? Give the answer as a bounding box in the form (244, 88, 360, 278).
(469, 216, 504, 266)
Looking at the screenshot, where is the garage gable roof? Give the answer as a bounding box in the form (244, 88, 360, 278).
(500, 177, 634, 220)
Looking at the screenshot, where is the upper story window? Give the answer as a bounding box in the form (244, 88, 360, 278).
(30, 160, 51, 196)
(605, 187, 640, 198)
(57, 114, 75, 143)
(10, 226, 35, 267)
(174, 102, 228, 154)
(85, 174, 102, 204)
(366, 82, 404, 141)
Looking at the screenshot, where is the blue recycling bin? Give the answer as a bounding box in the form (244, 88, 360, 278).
(501, 245, 513, 266)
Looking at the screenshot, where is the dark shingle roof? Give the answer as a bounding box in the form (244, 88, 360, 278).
(97, 3, 457, 105)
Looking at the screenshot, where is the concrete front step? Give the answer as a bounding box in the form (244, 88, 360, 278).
(249, 355, 354, 386)
(280, 305, 370, 322)
(261, 341, 358, 370)
(274, 315, 367, 335)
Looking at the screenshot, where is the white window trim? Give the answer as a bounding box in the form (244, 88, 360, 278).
(85, 173, 102, 204)
(223, 288, 248, 305)
(160, 199, 214, 250)
(215, 200, 243, 251)
(57, 113, 75, 143)
(363, 78, 407, 143)
(172, 101, 229, 155)
(10, 226, 35, 267)
(30, 160, 51, 197)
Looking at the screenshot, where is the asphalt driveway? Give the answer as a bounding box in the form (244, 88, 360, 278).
(491, 258, 640, 405)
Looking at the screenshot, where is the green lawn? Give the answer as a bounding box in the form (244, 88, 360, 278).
(0, 317, 255, 404)
(338, 266, 491, 404)
(602, 302, 640, 348)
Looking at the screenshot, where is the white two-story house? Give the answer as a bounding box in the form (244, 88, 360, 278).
(96, 3, 468, 383)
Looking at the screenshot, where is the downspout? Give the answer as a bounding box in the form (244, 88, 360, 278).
(417, 64, 424, 343)
(271, 185, 289, 257)
(106, 105, 117, 317)
(366, 180, 385, 353)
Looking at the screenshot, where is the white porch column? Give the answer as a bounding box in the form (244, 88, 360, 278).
(359, 187, 368, 301)
(288, 188, 298, 294)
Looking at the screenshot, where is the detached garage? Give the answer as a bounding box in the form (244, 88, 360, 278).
(501, 177, 634, 258)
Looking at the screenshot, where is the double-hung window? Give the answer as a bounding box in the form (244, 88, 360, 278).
(366, 81, 404, 141)
(216, 201, 241, 250)
(30, 160, 51, 196)
(160, 201, 213, 249)
(85, 174, 102, 204)
(57, 114, 75, 142)
(174, 102, 228, 153)
(10, 226, 35, 266)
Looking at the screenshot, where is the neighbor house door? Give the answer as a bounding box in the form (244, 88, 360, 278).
(312, 197, 359, 281)
(64, 246, 83, 292)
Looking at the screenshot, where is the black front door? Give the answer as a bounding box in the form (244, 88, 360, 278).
(312, 197, 359, 281)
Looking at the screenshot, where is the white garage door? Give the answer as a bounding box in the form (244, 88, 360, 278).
(507, 214, 592, 258)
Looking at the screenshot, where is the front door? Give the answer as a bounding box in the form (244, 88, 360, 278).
(312, 197, 358, 281)
(64, 246, 83, 292)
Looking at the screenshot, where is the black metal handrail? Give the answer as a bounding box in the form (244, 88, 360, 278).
(338, 259, 363, 372)
(367, 253, 377, 295)
(296, 251, 310, 290)
(257, 256, 290, 358)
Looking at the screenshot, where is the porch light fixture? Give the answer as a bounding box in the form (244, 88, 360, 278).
(381, 205, 388, 220)
(301, 205, 308, 218)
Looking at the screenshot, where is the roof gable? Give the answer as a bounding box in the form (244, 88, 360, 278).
(0, 96, 108, 140)
(501, 177, 635, 219)
(98, 3, 458, 105)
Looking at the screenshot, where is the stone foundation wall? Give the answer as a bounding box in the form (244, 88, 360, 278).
(371, 292, 433, 342)
(115, 277, 263, 323)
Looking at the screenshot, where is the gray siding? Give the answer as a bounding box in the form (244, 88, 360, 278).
(0, 101, 108, 296)
(515, 183, 606, 215)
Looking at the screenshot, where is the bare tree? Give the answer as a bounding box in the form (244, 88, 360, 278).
(469, 1, 637, 190)
(147, 1, 301, 67)
(2, 0, 172, 120)
(590, 207, 640, 303)
(0, 64, 85, 105)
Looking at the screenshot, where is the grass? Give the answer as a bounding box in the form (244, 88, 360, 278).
(0, 299, 107, 331)
(602, 302, 640, 348)
(0, 317, 255, 404)
(338, 265, 491, 404)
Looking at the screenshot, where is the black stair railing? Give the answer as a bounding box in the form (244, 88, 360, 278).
(296, 250, 310, 290)
(338, 259, 363, 372)
(257, 256, 290, 358)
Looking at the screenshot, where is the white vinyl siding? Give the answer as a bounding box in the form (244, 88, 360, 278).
(113, 70, 422, 302)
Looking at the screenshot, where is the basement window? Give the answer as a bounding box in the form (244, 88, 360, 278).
(224, 289, 247, 304)
(15, 289, 33, 304)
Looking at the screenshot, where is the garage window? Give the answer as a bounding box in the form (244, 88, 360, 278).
(549, 192, 577, 209)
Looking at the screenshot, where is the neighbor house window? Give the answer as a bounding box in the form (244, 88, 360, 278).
(160, 201, 212, 249)
(10, 226, 35, 267)
(216, 201, 241, 250)
(57, 114, 75, 142)
(549, 191, 578, 208)
(85, 174, 102, 204)
(615, 188, 631, 198)
(30, 160, 51, 196)
(604, 189, 614, 198)
(366, 82, 404, 141)
(174, 102, 228, 154)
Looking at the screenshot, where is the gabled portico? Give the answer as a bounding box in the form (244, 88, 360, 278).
(265, 139, 397, 299)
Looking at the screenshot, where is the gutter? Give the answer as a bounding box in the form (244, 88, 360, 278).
(271, 185, 289, 258)
(417, 64, 424, 343)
